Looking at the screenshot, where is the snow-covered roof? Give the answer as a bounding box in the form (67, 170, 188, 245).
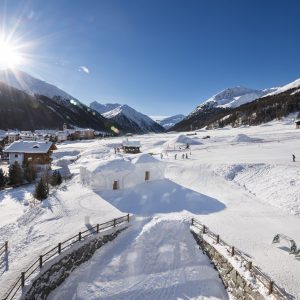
(132, 154, 161, 164)
(85, 158, 134, 173)
(122, 140, 141, 147)
(4, 140, 53, 154)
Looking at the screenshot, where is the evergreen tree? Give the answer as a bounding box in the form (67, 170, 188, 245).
(23, 161, 37, 183)
(0, 168, 5, 188)
(34, 177, 49, 201)
(9, 161, 23, 186)
(50, 170, 62, 186)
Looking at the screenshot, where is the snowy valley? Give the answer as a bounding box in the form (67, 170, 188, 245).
(1, 116, 300, 299)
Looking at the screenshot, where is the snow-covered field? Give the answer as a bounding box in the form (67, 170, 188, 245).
(1, 117, 300, 299)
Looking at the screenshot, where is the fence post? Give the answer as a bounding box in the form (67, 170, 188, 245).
(39, 255, 43, 268)
(202, 225, 206, 234)
(216, 235, 220, 244)
(113, 219, 116, 227)
(5, 241, 8, 253)
(97, 224, 99, 233)
(58, 243, 61, 254)
(231, 246, 235, 256)
(127, 214, 130, 222)
(191, 218, 194, 226)
(79, 232, 82, 241)
(21, 272, 25, 288)
(268, 281, 274, 295)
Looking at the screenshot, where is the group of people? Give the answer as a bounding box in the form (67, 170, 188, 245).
(160, 151, 191, 160)
(114, 147, 121, 154)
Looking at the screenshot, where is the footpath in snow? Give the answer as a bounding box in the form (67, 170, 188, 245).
(49, 215, 228, 300)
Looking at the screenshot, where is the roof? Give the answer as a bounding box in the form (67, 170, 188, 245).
(4, 140, 53, 154)
(122, 140, 141, 147)
(132, 154, 161, 164)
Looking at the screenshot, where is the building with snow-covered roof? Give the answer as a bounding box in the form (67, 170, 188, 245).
(295, 119, 300, 129)
(122, 140, 141, 153)
(4, 140, 56, 166)
(80, 158, 135, 190)
(80, 154, 165, 190)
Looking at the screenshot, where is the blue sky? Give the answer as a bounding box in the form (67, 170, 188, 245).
(1, 0, 300, 116)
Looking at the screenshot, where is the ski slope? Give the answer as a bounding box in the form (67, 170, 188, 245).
(49, 215, 228, 300)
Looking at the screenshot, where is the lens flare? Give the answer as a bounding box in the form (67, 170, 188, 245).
(0, 40, 24, 69)
(111, 126, 120, 134)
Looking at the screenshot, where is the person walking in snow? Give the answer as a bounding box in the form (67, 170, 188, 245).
(292, 154, 296, 162)
(174, 154, 177, 160)
(182, 153, 185, 159)
(161, 153, 163, 159)
(186, 153, 188, 159)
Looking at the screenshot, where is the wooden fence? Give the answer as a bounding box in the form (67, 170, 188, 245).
(191, 218, 293, 300)
(2, 214, 130, 300)
(0, 242, 8, 258)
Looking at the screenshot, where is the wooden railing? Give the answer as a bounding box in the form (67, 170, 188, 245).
(2, 214, 130, 300)
(191, 218, 293, 300)
(0, 242, 8, 257)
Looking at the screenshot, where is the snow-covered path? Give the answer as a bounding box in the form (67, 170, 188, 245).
(49, 215, 228, 300)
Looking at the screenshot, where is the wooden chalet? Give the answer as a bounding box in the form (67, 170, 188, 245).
(4, 141, 57, 166)
(122, 140, 141, 154)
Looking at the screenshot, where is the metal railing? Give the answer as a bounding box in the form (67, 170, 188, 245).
(191, 218, 293, 300)
(2, 214, 130, 300)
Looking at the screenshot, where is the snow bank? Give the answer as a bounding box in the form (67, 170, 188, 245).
(163, 134, 202, 150)
(231, 134, 262, 143)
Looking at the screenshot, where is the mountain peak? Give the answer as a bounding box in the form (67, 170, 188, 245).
(0, 68, 74, 101)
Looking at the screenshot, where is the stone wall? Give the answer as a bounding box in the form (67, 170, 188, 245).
(191, 231, 265, 300)
(23, 228, 127, 300)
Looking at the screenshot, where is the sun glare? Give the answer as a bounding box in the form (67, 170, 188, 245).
(0, 40, 23, 69)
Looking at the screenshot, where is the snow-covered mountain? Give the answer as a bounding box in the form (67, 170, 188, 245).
(90, 102, 164, 134)
(0, 69, 74, 100)
(154, 114, 185, 129)
(90, 102, 121, 114)
(194, 86, 277, 112)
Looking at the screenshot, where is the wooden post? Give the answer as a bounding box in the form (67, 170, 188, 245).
(202, 225, 206, 234)
(127, 214, 130, 222)
(248, 261, 252, 270)
(268, 281, 274, 295)
(58, 243, 61, 254)
(5, 241, 8, 253)
(231, 246, 235, 257)
(113, 219, 116, 227)
(216, 235, 220, 244)
(97, 224, 99, 233)
(39, 255, 43, 268)
(21, 272, 25, 288)
(79, 232, 82, 241)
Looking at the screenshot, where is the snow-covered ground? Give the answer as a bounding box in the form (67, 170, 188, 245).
(49, 215, 228, 300)
(1, 117, 300, 298)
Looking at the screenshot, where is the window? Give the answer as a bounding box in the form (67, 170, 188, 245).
(15, 154, 18, 158)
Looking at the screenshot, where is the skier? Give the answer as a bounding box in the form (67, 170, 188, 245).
(186, 153, 188, 159)
(174, 154, 177, 160)
(161, 153, 163, 159)
(182, 153, 185, 159)
(292, 154, 296, 162)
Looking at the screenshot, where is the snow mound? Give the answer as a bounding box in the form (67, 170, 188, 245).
(132, 153, 160, 164)
(164, 134, 202, 149)
(231, 134, 261, 143)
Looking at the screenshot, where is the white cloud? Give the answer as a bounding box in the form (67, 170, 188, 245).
(78, 66, 90, 74)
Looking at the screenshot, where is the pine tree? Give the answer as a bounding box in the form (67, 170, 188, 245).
(34, 177, 49, 201)
(23, 161, 37, 183)
(9, 161, 23, 186)
(50, 170, 62, 186)
(0, 168, 5, 188)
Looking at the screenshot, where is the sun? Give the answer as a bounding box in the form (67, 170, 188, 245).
(0, 40, 23, 69)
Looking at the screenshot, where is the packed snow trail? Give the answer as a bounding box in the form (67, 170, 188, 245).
(49, 215, 228, 300)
